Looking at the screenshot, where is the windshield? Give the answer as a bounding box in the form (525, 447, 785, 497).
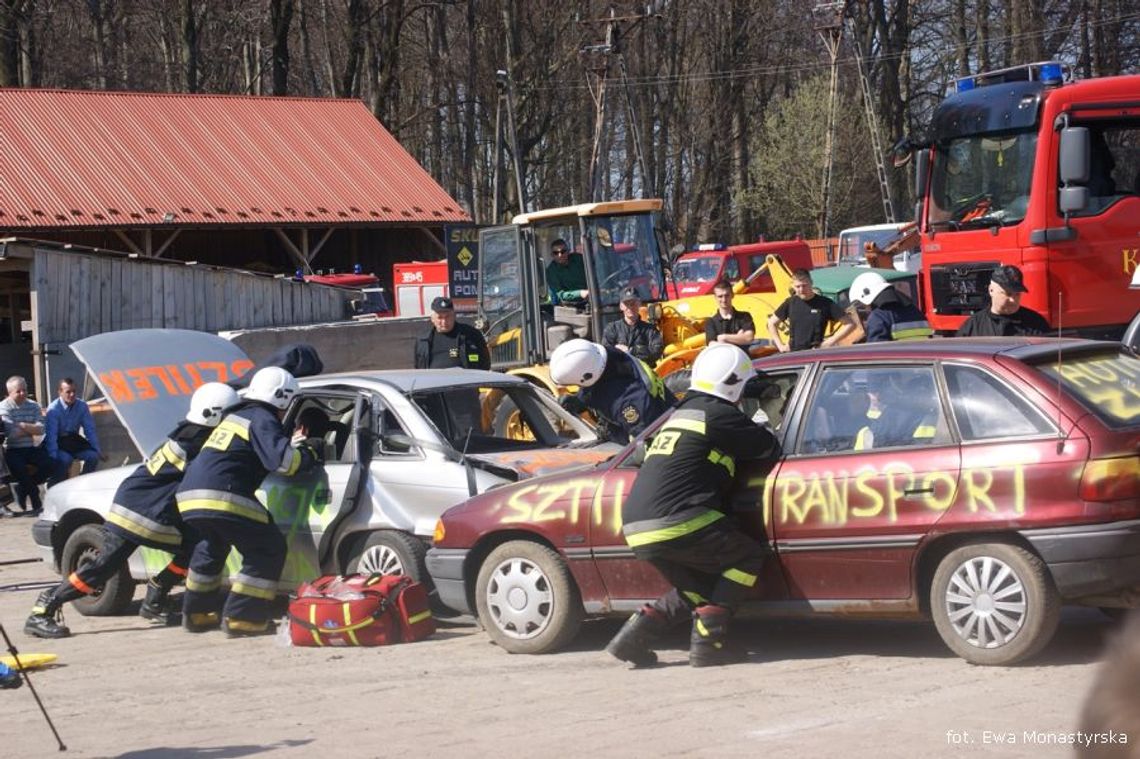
(929, 129, 1037, 229)
(410, 384, 598, 453)
(673, 255, 723, 284)
(585, 213, 666, 306)
(1035, 350, 1140, 429)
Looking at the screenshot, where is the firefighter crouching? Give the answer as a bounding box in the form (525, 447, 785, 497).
(25, 382, 240, 639)
(606, 343, 779, 667)
(176, 367, 320, 637)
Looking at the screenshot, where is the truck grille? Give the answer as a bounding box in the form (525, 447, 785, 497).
(930, 262, 999, 315)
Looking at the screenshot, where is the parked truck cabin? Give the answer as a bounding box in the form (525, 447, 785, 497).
(915, 61, 1140, 338)
(835, 223, 922, 273)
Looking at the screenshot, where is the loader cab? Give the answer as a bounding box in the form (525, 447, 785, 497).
(478, 199, 669, 369)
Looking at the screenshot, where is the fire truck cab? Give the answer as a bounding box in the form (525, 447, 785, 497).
(910, 61, 1140, 337)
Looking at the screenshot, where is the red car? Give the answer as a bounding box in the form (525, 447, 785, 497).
(427, 339, 1140, 665)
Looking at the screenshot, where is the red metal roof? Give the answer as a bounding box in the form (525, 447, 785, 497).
(0, 88, 471, 229)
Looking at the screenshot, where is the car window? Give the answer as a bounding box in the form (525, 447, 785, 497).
(287, 394, 358, 463)
(943, 364, 1055, 440)
(1032, 349, 1140, 430)
(724, 257, 740, 281)
(798, 365, 951, 454)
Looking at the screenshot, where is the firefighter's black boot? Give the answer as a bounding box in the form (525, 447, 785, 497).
(183, 611, 221, 633)
(222, 617, 278, 638)
(139, 580, 181, 625)
(24, 589, 71, 639)
(689, 604, 746, 668)
(605, 605, 668, 668)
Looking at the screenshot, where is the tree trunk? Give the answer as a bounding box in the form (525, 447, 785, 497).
(269, 0, 293, 96)
(0, 0, 20, 86)
(180, 0, 200, 93)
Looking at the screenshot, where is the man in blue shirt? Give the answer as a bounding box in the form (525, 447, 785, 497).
(43, 377, 104, 486)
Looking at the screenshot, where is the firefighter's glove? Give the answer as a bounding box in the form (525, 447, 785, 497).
(560, 394, 587, 416)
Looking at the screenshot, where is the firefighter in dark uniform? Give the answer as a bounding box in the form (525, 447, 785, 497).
(176, 367, 320, 637)
(849, 271, 933, 342)
(549, 338, 674, 443)
(24, 382, 240, 639)
(606, 343, 779, 667)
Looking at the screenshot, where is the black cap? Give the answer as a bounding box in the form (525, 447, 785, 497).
(990, 265, 1027, 294)
(430, 296, 455, 312)
(620, 287, 640, 302)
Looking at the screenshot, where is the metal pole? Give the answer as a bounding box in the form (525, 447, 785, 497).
(0, 621, 67, 751)
(491, 91, 503, 224)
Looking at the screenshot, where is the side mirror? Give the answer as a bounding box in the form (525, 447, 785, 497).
(891, 136, 914, 168)
(380, 432, 414, 453)
(1059, 127, 1090, 185)
(1059, 186, 1089, 214)
(914, 148, 931, 198)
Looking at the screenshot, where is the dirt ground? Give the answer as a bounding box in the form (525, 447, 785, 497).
(0, 516, 1126, 759)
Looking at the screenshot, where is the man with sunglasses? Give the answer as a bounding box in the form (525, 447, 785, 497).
(546, 238, 588, 305)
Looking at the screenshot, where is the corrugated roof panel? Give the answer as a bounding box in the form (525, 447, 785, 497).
(0, 89, 471, 229)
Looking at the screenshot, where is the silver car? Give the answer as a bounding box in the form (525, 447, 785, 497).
(32, 329, 618, 616)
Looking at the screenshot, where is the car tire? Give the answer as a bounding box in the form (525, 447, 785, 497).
(930, 542, 1060, 666)
(60, 524, 136, 616)
(344, 530, 428, 584)
(475, 540, 583, 655)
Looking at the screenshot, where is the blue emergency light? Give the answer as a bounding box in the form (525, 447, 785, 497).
(955, 76, 976, 93)
(696, 243, 726, 251)
(1039, 62, 1063, 86)
(354, 263, 363, 274)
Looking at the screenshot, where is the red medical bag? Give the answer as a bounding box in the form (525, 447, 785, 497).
(288, 573, 435, 647)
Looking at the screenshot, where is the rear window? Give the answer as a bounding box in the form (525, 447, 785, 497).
(1035, 350, 1140, 428)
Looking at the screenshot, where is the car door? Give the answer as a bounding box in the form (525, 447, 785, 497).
(936, 361, 1081, 531)
(770, 363, 961, 600)
(260, 389, 368, 587)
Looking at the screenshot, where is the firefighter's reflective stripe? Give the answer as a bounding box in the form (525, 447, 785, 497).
(186, 570, 222, 593)
(682, 590, 708, 606)
(106, 504, 183, 546)
(68, 572, 94, 594)
(854, 426, 873, 451)
(203, 416, 252, 452)
(659, 408, 706, 436)
(276, 446, 303, 475)
(707, 449, 735, 477)
(166, 562, 189, 577)
(231, 573, 277, 601)
(722, 567, 758, 587)
(633, 357, 669, 401)
(892, 319, 934, 341)
(177, 489, 268, 523)
(913, 424, 936, 439)
(623, 508, 725, 547)
(146, 440, 188, 475)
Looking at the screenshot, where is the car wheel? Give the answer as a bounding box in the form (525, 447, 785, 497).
(60, 524, 136, 616)
(930, 542, 1060, 665)
(345, 530, 428, 584)
(475, 540, 583, 655)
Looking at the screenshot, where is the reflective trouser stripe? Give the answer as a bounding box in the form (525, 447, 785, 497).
(625, 510, 725, 547)
(106, 506, 183, 546)
(68, 572, 94, 595)
(187, 571, 222, 593)
(178, 490, 269, 524)
(682, 590, 708, 606)
(231, 573, 277, 601)
(722, 568, 758, 587)
(695, 618, 711, 638)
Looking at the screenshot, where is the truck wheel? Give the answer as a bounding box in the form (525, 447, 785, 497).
(475, 540, 583, 654)
(930, 542, 1060, 665)
(60, 525, 136, 616)
(492, 397, 535, 441)
(345, 530, 428, 584)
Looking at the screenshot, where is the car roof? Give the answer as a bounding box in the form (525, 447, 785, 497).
(808, 265, 915, 293)
(302, 368, 526, 393)
(753, 336, 1119, 369)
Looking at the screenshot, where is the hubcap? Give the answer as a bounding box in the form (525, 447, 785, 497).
(485, 557, 553, 640)
(945, 556, 1027, 649)
(358, 545, 404, 576)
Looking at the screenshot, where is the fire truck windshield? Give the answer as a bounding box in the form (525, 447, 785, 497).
(929, 129, 1037, 230)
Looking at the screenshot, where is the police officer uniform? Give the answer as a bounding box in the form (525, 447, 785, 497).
(571, 347, 674, 442)
(177, 398, 318, 635)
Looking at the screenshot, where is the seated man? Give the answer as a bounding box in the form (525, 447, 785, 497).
(0, 376, 52, 513)
(546, 238, 588, 306)
(43, 377, 105, 486)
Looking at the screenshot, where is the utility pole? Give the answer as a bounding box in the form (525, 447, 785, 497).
(813, 2, 844, 241)
(579, 5, 658, 202)
(499, 7, 528, 216)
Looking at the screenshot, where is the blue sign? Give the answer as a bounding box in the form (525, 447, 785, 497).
(445, 224, 482, 312)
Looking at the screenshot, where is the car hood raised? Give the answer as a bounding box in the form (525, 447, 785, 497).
(72, 329, 254, 457)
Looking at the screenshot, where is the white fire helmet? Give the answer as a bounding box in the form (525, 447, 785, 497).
(849, 271, 892, 306)
(186, 382, 239, 427)
(689, 343, 754, 403)
(245, 366, 299, 410)
(549, 339, 607, 388)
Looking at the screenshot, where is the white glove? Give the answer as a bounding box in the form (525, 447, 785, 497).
(751, 408, 770, 427)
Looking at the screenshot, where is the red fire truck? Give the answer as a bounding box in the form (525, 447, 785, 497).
(666, 239, 814, 299)
(907, 61, 1140, 336)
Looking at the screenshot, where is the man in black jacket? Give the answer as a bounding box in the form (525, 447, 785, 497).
(605, 343, 779, 668)
(413, 297, 490, 369)
(956, 265, 1050, 337)
(602, 287, 664, 364)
